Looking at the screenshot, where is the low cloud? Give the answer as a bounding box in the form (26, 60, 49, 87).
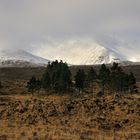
(0, 0, 139, 61)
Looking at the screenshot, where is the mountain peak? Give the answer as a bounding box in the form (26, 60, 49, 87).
(82, 46, 126, 65)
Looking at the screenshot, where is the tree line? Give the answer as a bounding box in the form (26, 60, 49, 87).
(27, 60, 137, 94)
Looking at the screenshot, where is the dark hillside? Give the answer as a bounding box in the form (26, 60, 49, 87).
(0, 65, 140, 81)
(0, 67, 46, 80)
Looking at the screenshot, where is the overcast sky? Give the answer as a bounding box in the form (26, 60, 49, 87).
(0, 0, 140, 62)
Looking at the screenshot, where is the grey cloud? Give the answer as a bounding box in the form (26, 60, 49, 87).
(0, 0, 139, 59)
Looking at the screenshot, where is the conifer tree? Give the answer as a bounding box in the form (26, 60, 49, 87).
(110, 63, 124, 92)
(87, 67, 97, 83)
(99, 64, 110, 94)
(27, 76, 37, 95)
(42, 62, 51, 90)
(86, 67, 97, 91)
(75, 69, 86, 92)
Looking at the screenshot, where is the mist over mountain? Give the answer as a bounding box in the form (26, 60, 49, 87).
(0, 39, 140, 67)
(31, 39, 138, 65)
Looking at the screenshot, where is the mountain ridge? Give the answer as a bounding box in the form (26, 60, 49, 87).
(0, 46, 139, 67)
(0, 49, 50, 67)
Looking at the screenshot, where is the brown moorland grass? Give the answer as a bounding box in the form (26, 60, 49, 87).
(0, 91, 139, 140)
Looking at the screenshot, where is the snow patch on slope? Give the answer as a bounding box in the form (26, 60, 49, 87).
(0, 48, 49, 67)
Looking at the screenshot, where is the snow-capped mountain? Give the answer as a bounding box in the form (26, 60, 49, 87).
(0, 43, 137, 67)
(36, 40, 127, 65)
(0, 48, 50, 67)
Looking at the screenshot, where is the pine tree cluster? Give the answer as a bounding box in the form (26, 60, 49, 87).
(42, 60, 71, 92)
(99, 63, 137, 93)
(27, 61, 137, 94)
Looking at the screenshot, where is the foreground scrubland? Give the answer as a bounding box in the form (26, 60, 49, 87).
(0, 91, 140, 140)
